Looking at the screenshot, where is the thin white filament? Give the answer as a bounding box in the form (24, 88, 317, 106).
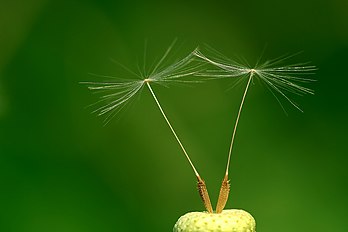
(145, 81, 200, 177)
(225, 72, 254, 175)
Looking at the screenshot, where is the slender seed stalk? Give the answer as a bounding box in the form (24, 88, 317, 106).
(145, 80, 213, 213)
(225, 71, 254, 176)
(216, 71, 254, 213)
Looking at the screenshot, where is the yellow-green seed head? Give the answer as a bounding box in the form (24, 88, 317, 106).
(173, 209, 256, 232)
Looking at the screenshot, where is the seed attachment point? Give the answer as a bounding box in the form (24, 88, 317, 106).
(144, 78, 152, 83)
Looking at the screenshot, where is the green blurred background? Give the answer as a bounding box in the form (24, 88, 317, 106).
(1, 0, 347, 231)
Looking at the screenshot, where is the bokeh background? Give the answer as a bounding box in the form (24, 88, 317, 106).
(1, 0, 347, 231)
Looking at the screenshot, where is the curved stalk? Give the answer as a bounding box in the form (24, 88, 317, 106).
(216, 71, 254, 213)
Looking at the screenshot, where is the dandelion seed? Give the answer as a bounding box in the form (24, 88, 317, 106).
(194, 47, 316, 213)
(82, 42, 213, 212)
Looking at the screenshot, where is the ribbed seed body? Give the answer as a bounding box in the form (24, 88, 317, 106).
(173, 209, 255, 232)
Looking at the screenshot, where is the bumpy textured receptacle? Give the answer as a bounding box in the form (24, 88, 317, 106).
(173, 209, 256, 232)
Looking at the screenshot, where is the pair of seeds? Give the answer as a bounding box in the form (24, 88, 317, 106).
(84, 42, 315, 231)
